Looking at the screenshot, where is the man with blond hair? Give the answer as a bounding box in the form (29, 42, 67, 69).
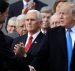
(30, 2, 75, 71)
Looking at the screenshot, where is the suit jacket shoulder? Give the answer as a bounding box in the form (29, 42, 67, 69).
(8, 1, 23, 18)
(34, 0, 48, 11)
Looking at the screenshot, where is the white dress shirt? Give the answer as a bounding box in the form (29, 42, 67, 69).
(23, 0, 33, 8)
(25, 30, 40, 47)
(41, 29, 47, 34)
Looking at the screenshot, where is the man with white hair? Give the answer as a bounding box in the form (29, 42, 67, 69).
(7, 17, 16, 33)
(50, 13, 61, 28)
(6, 16, 20, 39)
(15, 14, 27, 36)
(12, 10, 45, 71)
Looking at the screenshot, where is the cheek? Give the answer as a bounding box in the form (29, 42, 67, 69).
(8, 27, 12, 31)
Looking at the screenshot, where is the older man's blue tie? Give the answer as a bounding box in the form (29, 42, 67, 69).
(66, 29, 72, 71)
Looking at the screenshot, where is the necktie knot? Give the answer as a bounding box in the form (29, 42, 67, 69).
(67, 28, 72, 32)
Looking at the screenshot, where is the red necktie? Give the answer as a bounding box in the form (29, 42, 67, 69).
(25, 35, 33, 52)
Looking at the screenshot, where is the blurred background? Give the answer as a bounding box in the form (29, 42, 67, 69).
(7, 0, 75, 9)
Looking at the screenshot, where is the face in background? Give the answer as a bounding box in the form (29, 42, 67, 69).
(7, 17, 16, 33)
(25, 11, 41, 34)
(41, 12, 51, 29)
(50, 13, 60, 28)
(16, 20, 27, 36)
(7, 22, 16, 33)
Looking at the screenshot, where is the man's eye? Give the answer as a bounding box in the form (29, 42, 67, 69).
(26, 19, 36, 21)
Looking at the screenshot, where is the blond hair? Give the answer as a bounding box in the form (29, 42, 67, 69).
(56, 2, 75, 15)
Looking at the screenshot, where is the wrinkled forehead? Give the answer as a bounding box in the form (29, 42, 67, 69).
(57, 5, 72, 14)
(41, 12, 51, 16)
(50, 14, 60, 22)
(26, 12, 37, 19)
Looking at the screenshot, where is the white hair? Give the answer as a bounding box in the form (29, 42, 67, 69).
(8, 17, 16, 25)
(26, 10, 42, 21)
(16, 14, 26, 20)
(16, 14, 26, 27)
(50, 13, 60, 20)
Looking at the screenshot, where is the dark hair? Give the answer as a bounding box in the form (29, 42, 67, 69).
(0, 0, 9, 14)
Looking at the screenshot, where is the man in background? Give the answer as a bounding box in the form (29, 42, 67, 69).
(40, 6, 52, 34)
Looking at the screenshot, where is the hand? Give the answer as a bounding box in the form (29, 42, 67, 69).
(29, 65, 36, 71)
(28, 2, 36, 10)
(22, 7, 29, 14)
(22, 2, 36, 14)
(14, 42, 25, 57)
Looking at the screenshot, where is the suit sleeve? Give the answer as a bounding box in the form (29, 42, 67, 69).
(0, 31, 29, 71)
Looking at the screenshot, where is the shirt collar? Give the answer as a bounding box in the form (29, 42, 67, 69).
(23, 0, 31, 6)
(28, 30, 40, 40)
(71, 25, 75, 33)
(65, 25, 75, 33)
(23, 0, 29, 7)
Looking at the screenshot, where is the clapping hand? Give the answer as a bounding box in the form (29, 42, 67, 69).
(14, 42, 25, 57)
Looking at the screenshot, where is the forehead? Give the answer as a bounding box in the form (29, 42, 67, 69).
(41, 13, 51, 16)
(57, 2, 72, 13)
(50, 16, 60, 22)
(26, 12, 37, 19)
(58, 6, 72, 14)
(8, 22, 15, 25)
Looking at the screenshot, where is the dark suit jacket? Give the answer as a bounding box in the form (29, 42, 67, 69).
(12, 32, 45, 65)
(0, 31, 29, 71)
(31, 26, 68, 71)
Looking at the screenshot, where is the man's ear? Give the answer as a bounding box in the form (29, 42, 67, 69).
(0, 12, 1, 15)
(72, 10, 75, 20)
(72, 15, 75, 20)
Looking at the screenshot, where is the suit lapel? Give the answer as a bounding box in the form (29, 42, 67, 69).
(52, 27, 68, 58)
(27, 32, 44, 54)
(57, 27, 68, 58)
